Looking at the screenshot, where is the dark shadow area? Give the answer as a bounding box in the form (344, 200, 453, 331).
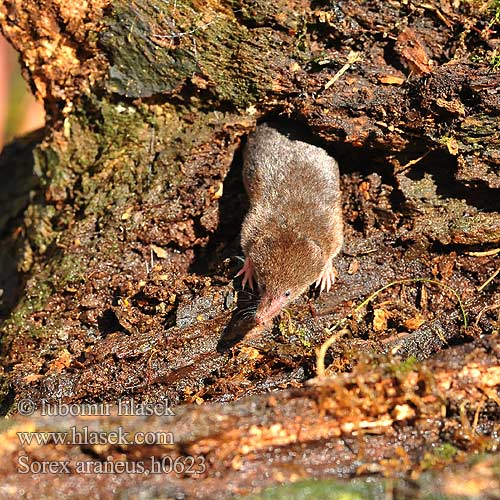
(0, 130, 42, 323)
(405, 150, 500, 213)
(257, 114, 398, 178)
(0, 385, 15, 416)
(216, 288, 260, 351)
(97, 308, 126, 336)
(189, 141, 248, 275)
(382, 38, 409, 76)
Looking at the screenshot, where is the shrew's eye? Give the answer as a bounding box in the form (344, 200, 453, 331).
(284, 290, 291, 297)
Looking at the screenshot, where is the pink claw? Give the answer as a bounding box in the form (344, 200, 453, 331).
(236, 257, 255, 290)
(315, 258, 336, 293)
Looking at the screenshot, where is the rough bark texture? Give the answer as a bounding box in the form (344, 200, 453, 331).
(0, 0, 499, 497)
(0, 335, 499, 498)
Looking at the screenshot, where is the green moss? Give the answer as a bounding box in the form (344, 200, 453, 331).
(387, 355, 419, 375)
(278, 317, 313, 348)
(239, 478, 386, 500)
(98, 101, 148, 148)
(490, 50, 500, 70)
(24, 203, 57, 254)
(296, 328, 312, 348)
(421, 443, 459, 470)
(460, 114, 500, 142)
(439, 135, 458, 148)
(227, 0, 301, 31)
(469, 53, 485, 64)
(26, 280, 53, 312)
(100, 0, 297, 107)
(53, 253, 86, 288)
(434, 443, 459, 460)
(0, 279, 53, 350)
(102, 0, 198, 98)
(34, 145, 60, 186)
(488, 0, 500, 27)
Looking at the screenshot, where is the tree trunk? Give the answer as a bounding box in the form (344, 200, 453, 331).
(0, 0, 499, 496)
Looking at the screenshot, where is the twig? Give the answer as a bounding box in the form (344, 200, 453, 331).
(474, 303, 500, 327)
(477, 264, 500, 292)
(472, 397, 486, 433)
(316, 328, 349, 378)
(324, 51, 362, 90)
(466, 248, 500, 257)
(398, 150, 432, 172)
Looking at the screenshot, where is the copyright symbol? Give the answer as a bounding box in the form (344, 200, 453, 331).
(17, 398, 36, 416)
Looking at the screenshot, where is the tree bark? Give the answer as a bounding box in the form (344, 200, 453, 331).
(0, 0, 499, 496)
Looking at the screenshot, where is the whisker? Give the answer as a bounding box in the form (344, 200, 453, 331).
(237, 299, 259, 309)
(237, 305, 257, 315)
(239, 289, 259, 298)
(234, 301, 258, 321)
(234, 309, 244, 319)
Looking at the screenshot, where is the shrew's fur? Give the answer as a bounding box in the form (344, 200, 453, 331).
(241, 123, 343, 321)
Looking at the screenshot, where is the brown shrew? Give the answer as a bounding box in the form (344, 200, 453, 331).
(238, 123, 343, 325)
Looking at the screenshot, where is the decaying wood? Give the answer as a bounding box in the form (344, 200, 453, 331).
(0, 0, 499, 496)
(0, 335, 498, 498)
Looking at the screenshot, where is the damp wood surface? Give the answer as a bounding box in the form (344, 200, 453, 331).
(0, 0, 499, 498)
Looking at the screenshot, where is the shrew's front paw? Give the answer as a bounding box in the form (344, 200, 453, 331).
(315, 258, 336, 293)
(236, 257, 255, 290)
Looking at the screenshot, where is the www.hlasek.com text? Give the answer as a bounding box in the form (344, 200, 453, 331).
(17, 426, 175, 446)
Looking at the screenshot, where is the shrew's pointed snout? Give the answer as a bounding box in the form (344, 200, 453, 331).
(255, 295, 288, 326)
